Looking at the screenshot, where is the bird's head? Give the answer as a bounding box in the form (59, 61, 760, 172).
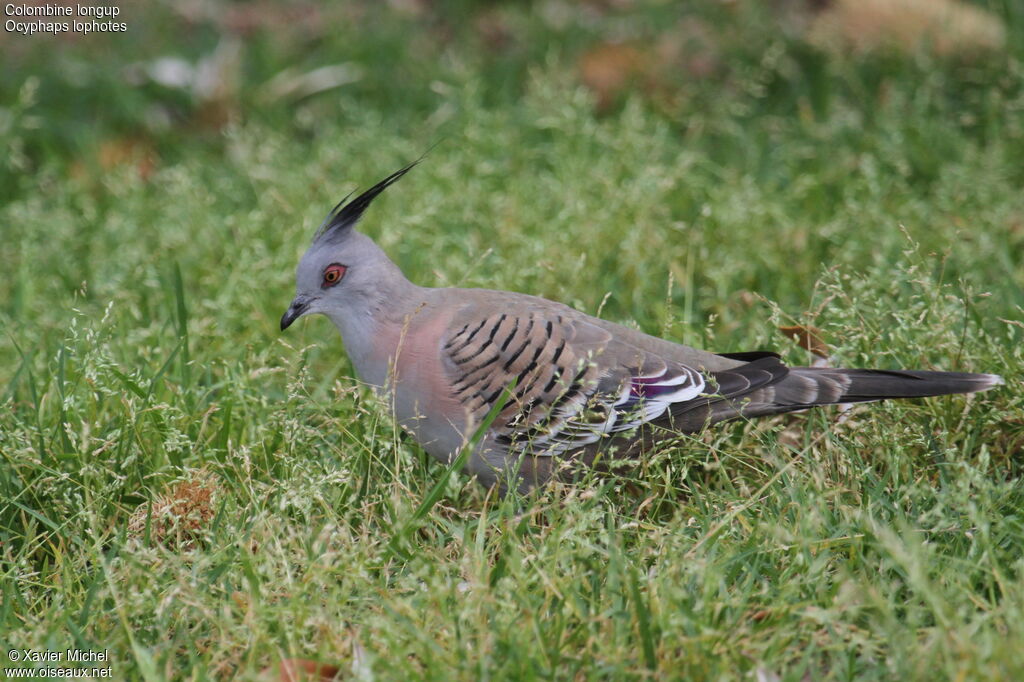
(281, 163, 416, 332)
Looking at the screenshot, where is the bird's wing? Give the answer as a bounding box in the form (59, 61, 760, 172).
(440, 307, 785, 457)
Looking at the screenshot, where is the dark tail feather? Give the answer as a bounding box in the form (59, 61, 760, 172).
(694, 363, 1003, 427)
(790, 367, 1004, 404)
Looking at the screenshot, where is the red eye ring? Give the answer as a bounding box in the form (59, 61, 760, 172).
(322, 264, 347, 287)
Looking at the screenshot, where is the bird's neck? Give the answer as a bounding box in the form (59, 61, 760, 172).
(326, 270, 428, 387)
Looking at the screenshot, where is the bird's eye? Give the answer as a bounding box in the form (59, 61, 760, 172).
(322, 264, 347, 287)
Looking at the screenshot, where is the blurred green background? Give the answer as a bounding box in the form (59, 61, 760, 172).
(3, 0, 1024, 324)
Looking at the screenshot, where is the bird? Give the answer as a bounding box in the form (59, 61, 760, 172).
(281, 163, 1003, 493)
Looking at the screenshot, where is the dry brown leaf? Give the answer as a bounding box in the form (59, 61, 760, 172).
(578, 19, 725, 114)
(778, 324, 829, 358)
(272, 659, 342, 682)
(808, 0, 1006, 58)
(127, 470, 220, 550)
(577, 42, 648, 112)
(108, 139, 156, 181)
(69, 137, 158, 184)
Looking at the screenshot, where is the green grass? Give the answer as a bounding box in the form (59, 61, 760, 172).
(2, 1, 1024, 679)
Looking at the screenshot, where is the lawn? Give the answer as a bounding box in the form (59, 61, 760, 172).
(2, 1, 1023, 680)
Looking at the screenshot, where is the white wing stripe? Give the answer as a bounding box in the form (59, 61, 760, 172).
(514, 366, 707, 456)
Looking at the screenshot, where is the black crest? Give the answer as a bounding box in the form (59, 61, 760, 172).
(313, 161, 417, 243)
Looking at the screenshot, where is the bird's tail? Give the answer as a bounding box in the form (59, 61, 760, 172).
(710, 364, 1003, 423)
(788, 367, 1002, 403)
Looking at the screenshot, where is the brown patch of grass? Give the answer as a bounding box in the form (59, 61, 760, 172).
(807, 0, 1006, 58)
(128, 471, 221, 550)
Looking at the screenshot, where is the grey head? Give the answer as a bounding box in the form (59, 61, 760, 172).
(280, 163, 418, 333)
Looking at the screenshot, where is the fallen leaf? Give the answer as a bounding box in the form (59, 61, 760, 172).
(778, 324, 829, 357)
(273, 659, 342, 682)
(577, 19, 725, 114)
(807, 0, 1006, 58)
(69, 137, 158, 183)
(577, 42, 648, 112)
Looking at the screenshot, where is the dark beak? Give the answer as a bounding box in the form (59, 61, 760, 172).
(280, 297, 311, 331)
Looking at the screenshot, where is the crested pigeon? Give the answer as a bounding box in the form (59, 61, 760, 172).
(281, 164, 1003, 492)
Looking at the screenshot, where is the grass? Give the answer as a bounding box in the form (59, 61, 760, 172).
(2, 1, 1023, 679)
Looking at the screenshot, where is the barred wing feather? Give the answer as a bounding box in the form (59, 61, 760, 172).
(442, 311, 709, 457)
